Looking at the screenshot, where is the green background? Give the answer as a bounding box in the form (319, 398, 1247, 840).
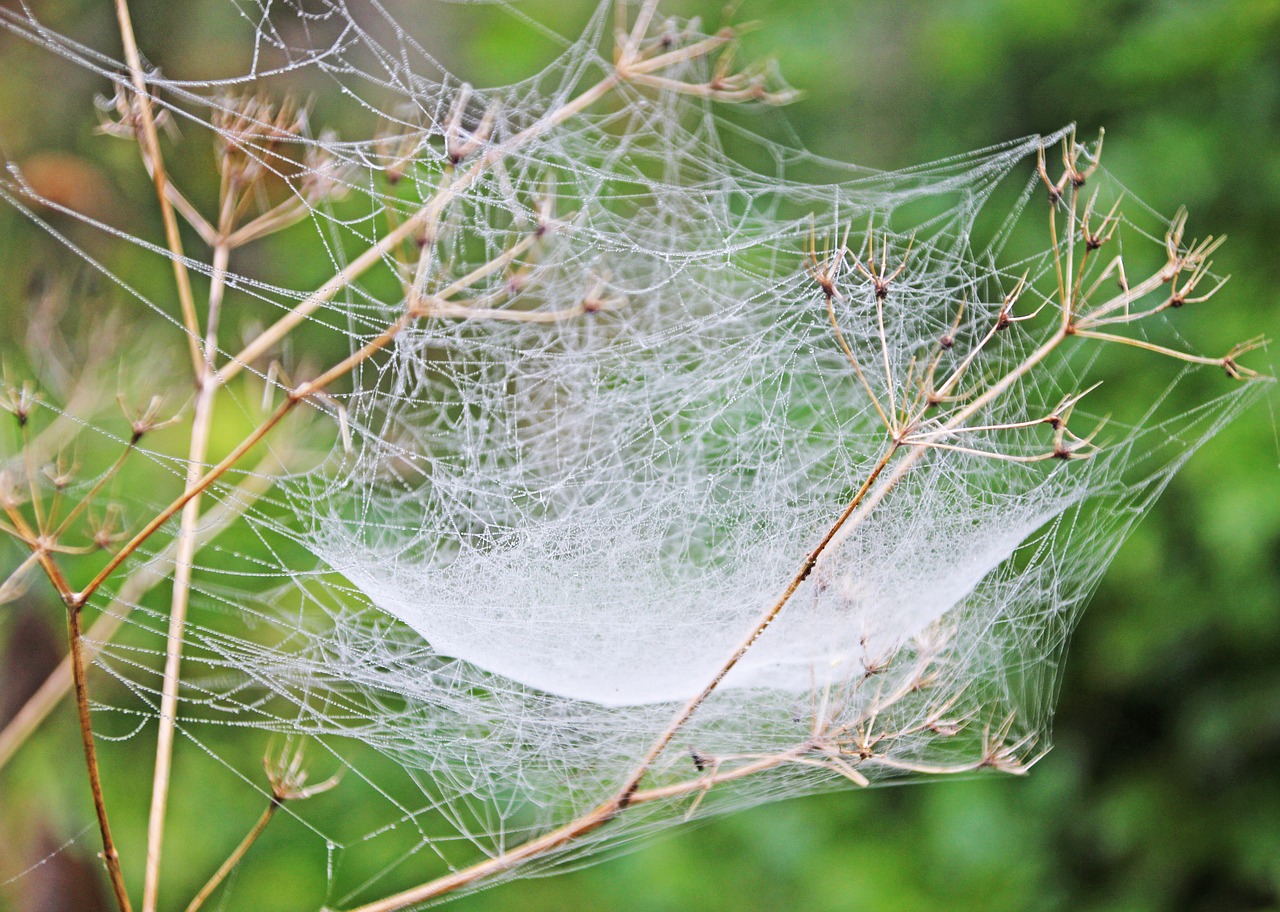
(1, 1, 1278, 910)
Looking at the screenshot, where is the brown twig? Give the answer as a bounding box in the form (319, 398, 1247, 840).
(113, 0, 202, 377)
(614, 441, 902, 804)
(140, 237, 230, 912)
(181, 805, 276, 912)
(67, 603, 132, 912)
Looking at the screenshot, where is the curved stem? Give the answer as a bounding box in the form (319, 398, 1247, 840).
(183, 803, 277, 912)
(68, 605, 132, 912)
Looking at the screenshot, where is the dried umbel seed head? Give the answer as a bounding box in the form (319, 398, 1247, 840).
(373, 106, 431, 186)
(1037, 127, 1102, 202)
(263, 741, 343, 804)
(41, 454, 76, 490)
(444, 83, 499, 166)
(212, 93, 308, 187)
(581, 276, 625, 314)
(95, 85, 176, 141)
(2, 381, 37, 426)
(88, 505, 125, 550)
(118, 394, 176, 444)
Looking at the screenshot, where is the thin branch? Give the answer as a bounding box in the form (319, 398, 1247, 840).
(113, 0, 203, 376)
(1070, 328, 1256, 375)
(614, 441, 902, 803)
(182, 805, 276, 912)
(6, 358, 110, 473)
(904, 440, 1077, 464)
(818, 273, 892, 431)
(434, 232, 542, 300)
(140, 228, 230, 912)
(67, 604, 132, 912)
(425, 297, 624, 323)
(623, 32, 736, 76)
(50, 444, 135, 540)
(622, 0, 663, 62)
(629, 751, 800, 805)
(164, 182, 216, 246)
(623, 71, 794, 104)
(139, 377, 216, 912)
(347, 802, 620, 912)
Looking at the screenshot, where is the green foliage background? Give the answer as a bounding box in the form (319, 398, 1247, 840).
(0, 1, 1277, 910)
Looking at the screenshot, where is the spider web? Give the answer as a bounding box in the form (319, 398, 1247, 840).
(0, 1, 1262, 907)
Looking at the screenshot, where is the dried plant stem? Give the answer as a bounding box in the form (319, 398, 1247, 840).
(1070, 328, 1229, 366)
(182, 803, 277, 912)
(0, 457, 282, 770)
(346, 803, 621, 912)
(112, 0, 201, 377)
(625, 0, 662, 58)
(106, 0, 217, 891)
(50, 443, 135, 540)
(140, 237, 228, 912)
(626, 752, 798, 806)
(67, 603, 132, 912)
(215, 225, 418, 387)
(138, 428, 209, 911)
(4, 503, 74, 603)
(617, 442, 901, 801)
